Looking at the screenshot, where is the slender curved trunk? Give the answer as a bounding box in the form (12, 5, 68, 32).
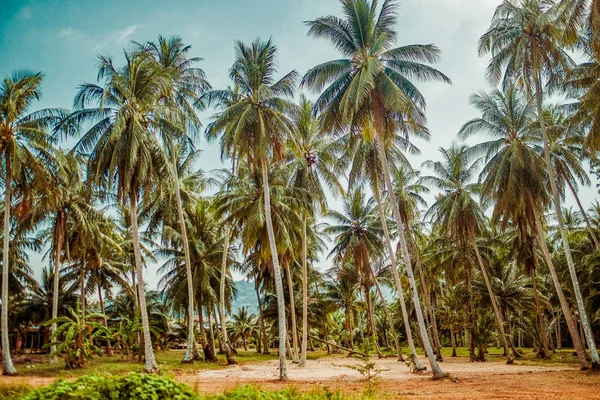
(255, 275, 269, 354)
(556, 311, 562, 350)
(369, 266, 404, 361)
(98, 287, 112, 356)
(529, 267, 549, 358)
(218, 226, 236, 364)
(198, 299, 206, 349)
(2, 156, 16, 375)
(429, 291, 443, 362)
(50, 211, 65, 364)
(261, 158, 287, 380)
(284, 261, 299, 362)
(300, 216, 308, 367)
(471, 235, 513, 364)
(535, 73, 599, 368)
(466, 265, 476, 362)
(565, 177, 600, 250)
(130, 194, 158, 372)
(80, 260, 86, 319)
(450, 329, 457, 357)
(371, 97, 443, 378)
(346, 305, 354, 350)
(373, 178, 424, 370)
(533, 207, 589, 369)
(171, 146, 197, 364)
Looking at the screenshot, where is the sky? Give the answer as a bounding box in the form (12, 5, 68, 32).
(1, 0, 598, 289)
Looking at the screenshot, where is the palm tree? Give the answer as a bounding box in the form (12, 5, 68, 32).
(324, 189, 385, 352)
(205, 39, 298, 380)
(542, 106, 600, 250)
(33, 150, 99, 363)
(423, 144, 513, 364)
(459, 87, 589, 368)
(557, 0, 600, 56)
(68, 50, 182, 372)
(288, 95, 344, 366)
(138, 35, 210, 363)
(302, 0, 450, 378)
(343, 113, 428, 368)
(228, 307, 258, 351)
(479, 0, 598, 368)
(0, 71, 65, 375)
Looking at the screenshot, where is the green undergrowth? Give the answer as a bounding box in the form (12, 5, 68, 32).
(12, 375, 355, 400)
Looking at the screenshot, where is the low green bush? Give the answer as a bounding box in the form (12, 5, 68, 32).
(20, 373, 199, 400)
(19, 375, 353, 400)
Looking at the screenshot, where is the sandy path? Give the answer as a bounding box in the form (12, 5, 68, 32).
(176, 356, 600, 399)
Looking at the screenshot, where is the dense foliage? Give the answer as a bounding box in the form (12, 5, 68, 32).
(1, 0, 600, 382)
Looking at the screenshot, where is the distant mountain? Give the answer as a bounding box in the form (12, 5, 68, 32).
(232, 280, 258, 313)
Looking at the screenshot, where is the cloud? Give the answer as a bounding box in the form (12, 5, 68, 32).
(58, 27, 82, 41)
(111, 25, 138, 43)
(94, 25, 139, 51)
(18, 7, 32, 20)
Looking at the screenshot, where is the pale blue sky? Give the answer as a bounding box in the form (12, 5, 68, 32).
(2, 0, 597, 288)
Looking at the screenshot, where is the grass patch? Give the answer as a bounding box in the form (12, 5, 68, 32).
(15, 349, 278, 378)
(0, 382, 32, 400)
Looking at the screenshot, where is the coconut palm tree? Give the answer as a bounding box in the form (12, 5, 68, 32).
(205, 39, 298, 380)
(459, 87, 589, 368)
(0, 71, 66, 374)
(541, 106, 600, 250)
(33, 150, 99, 363)
(138, 35, 210, 363)
(479, 0, 598, 368)
(423, 144, 513, 364)
(302, 0, 450, 378)
(67, 49, 182, 372)
(288, 95, 344, 366)
(324, 189, 385, 350)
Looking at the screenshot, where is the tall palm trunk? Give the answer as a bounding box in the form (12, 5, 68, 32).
(373, 179, 425, 370)
(533, 207, 589, 369)
(284, 261, 299, 362)
(565, 177, 600, 250)
(471, 235, 513, 364)
(50, 211, 65, 364)
(535, 73, 599, 369)
(1, 156, 16, 375)
(300, 216, 308, 367)
(219, 226, 236, 364)
(369, 265, 404, 361)
(171, 147, 197, 364)
(372, 103, 444, 378)
(129, 194, 158, 372)
(528, 267, 549, 358)
(98, 287, 112, 356)
(255, 275, 269, 354)
(261, 158, 287, 380)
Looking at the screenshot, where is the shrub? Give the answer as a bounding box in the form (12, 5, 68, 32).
(20, 373, 200, 400)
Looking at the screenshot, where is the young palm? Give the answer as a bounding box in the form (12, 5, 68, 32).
(459, 88, 589, 368)
(480, 0, 598, 368)
(67, 50, 180, 372)
(324, 189, 384, 350)
(205, 39, 298, 380)
(33, 150, 101, 362)
(138, 36, 210, 363)
(423, 144, 513, 364)
(302, 0, 450, 378)
(0, 71, 66, 374)
(288, 95, 344, 366)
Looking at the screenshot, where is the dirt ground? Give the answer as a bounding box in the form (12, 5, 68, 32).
(2, 356, 598, 399)
(176, 356, 600, 399)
